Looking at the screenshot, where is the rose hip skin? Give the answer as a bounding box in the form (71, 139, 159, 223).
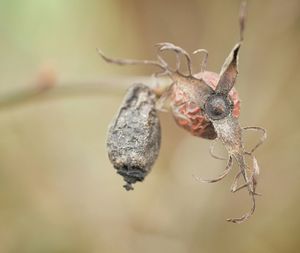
(170, 70, 240, 140)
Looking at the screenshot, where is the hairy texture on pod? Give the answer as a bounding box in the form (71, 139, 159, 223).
(106, 83, 161, 191)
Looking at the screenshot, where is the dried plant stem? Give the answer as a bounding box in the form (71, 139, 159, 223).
(0, 76, 170, 109)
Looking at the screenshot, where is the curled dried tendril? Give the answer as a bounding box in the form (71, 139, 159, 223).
(195, 126, 266, 223)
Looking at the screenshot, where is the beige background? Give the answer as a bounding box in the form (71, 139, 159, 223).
(0, 0, 299, 252)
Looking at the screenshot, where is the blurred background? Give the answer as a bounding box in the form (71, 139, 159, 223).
(0, 0, 299, 252)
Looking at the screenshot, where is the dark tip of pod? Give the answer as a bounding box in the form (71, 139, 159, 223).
(107, 83, 161, 191)
(117, 165, 147, 191)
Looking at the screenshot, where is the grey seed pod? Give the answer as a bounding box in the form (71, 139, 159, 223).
(107, 83, 161, 191)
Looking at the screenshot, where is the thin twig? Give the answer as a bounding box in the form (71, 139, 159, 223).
(0, 76, 169, 110)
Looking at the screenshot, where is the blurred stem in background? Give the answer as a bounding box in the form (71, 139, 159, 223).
(0, 70, 170, 109)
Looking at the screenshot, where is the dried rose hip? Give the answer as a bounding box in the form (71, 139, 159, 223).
(166, 69, 240, 140)
(101, 0, 267, 224)
(106, 83, 161, 191)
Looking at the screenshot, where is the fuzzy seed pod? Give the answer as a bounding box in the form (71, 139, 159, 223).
(107, 83, 161, 191)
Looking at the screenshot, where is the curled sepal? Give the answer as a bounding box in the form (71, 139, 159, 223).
(97, 48, 165, 70)
(215, 43, 241, 95)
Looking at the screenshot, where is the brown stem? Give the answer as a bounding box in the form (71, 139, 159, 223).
(0, 76, 170, 109)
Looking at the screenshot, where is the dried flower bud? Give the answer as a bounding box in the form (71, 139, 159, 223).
(107, 83, 161, 191)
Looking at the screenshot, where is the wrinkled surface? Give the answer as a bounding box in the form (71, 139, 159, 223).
(107, 83, 161, 190)
(172, 71, 240, 139)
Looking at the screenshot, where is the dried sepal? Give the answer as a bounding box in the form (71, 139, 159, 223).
(215, 43, 240, 95)
(204, 105, 265, 223)
(215, 0, 246, 96)
(155, 42, 193, 75)
(192, 48, 208, 73)
(209, 140, 227, 160)
(194, 156, 233, 183)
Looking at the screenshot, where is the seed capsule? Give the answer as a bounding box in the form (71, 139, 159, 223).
(106, 83, 161, 191)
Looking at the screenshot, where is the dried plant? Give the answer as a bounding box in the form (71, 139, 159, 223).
(102, 1, 266, 223)
(106, 84, 161, 191)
